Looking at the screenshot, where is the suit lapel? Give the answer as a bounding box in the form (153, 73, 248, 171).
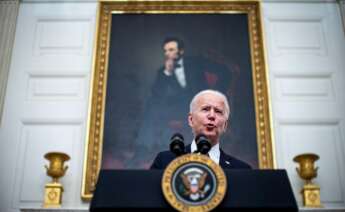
(185, 144, 192, 153)
(219, 149, 231, 169)
(183, 58, 192, 90)
(183, 58, 200, 92)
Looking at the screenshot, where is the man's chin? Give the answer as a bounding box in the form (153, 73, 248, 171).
(203, 132, 217, 139)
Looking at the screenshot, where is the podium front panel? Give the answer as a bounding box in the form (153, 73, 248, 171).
(90, 169, 297, 211)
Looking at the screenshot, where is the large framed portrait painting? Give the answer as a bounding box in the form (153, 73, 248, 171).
(82, 0, 274, 200)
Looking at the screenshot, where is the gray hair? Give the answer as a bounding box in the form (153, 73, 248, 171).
(189, 89, 230, 120)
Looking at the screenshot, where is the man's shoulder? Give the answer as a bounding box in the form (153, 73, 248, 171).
(156, 150, 176, 158)
(150, 150, 176, 169)
(220, 150, 252, 169)
(184, 56, 205, 64)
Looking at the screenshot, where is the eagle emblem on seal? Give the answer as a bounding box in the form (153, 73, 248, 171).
(180, 167, 211, 201)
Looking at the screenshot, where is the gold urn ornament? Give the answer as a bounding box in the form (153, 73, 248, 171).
(43, 152, 70, 208)
(293, 153, 322, 208)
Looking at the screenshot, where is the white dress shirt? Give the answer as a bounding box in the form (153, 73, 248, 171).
(163, 58, 187, 88)
(190, 140, 220, 164)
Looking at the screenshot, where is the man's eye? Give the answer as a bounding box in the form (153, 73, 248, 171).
(216, 110, 223, 114)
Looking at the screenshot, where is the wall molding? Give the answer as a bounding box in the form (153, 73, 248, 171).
(0, 0, 19, 124)
(338, 0, 345, 35)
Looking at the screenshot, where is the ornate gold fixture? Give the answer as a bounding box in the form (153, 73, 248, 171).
(43, 152, 70, 208)
(293, 153, 322, 208)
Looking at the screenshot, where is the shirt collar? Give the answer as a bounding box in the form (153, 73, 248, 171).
(177, 58, 183, 67)
(190, 140, 220, 164)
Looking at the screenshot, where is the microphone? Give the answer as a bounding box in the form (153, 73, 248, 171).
(195, 134, 211, 155)
(169, 133, 185, 156)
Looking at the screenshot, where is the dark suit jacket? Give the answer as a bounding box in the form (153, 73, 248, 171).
(150, 145, 251, 170)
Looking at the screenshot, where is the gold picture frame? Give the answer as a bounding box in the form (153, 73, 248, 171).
(82, 0, 275, 200)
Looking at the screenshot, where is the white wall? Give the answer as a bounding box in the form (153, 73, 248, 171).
(0, 0, 19, 124)
(263, 1, 345, 208)
(0, 1, 97, 212)
(0, 0, 344, 211)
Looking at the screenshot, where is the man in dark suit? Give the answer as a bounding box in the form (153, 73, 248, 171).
(151, 89, 251, 169)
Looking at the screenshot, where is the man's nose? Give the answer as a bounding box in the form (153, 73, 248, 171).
(207, 109, 216, 120)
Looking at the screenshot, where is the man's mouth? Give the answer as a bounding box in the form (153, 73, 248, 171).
(206, 123, 216, 130)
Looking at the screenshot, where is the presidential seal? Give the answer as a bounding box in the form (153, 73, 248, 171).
(162, 154, 227, 212)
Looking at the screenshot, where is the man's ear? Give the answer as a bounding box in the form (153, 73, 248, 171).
(188, 113, 193, 128)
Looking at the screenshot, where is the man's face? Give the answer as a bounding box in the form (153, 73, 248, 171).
(188, 93, 228, 145)
(164, 41, 184, 61)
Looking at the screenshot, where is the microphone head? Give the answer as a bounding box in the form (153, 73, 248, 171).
(195, 134, 208, 142)
(171, 133, 184, 142)
(195, 134, 211, 155)
(170, 133, 185, 156)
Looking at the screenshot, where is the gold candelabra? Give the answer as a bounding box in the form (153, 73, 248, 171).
(293, 153, 322, 208)
(43, 152, 70, 208)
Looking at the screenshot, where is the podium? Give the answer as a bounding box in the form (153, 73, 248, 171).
(90, 169, 298, 211)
